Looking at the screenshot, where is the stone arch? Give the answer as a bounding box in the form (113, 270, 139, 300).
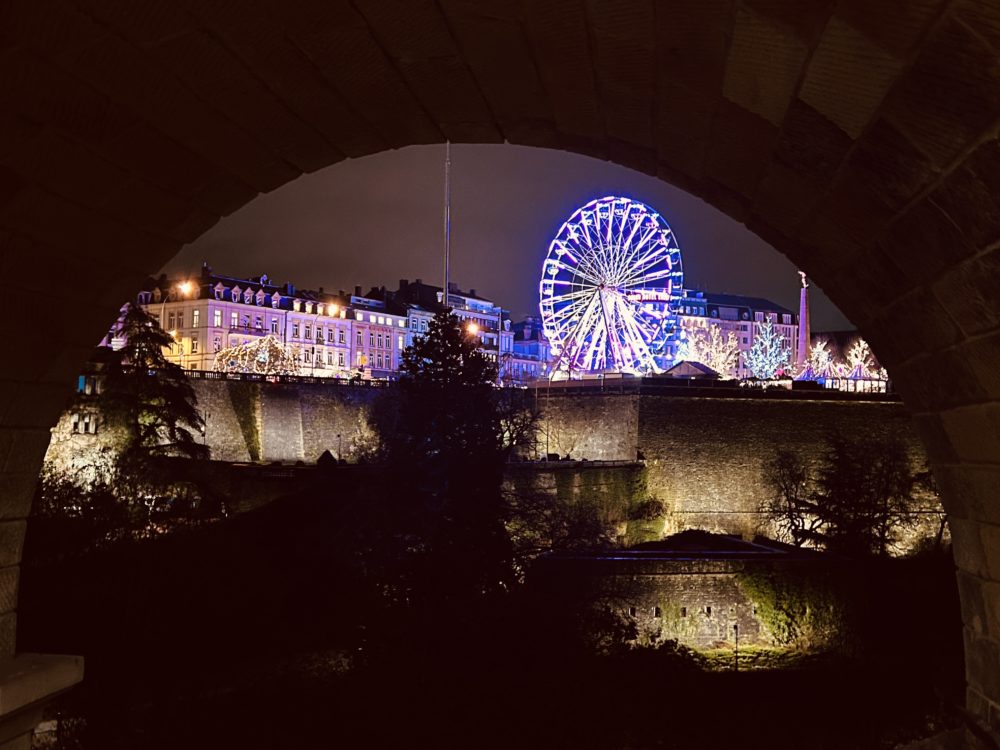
(2, 0, 1000, 738)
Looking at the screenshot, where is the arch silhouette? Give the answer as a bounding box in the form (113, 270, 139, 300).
(2, 0, 1000, 739)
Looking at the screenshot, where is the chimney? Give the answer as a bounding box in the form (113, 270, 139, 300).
(469, 288, 477, 297)
(415, 278, 423, 285)
(318, 286, 324, 294)
(448, 281, 458, 293)
(399, 279, 409, 289)
(354, 285, 362, 297)
(285, 282, 295, 295)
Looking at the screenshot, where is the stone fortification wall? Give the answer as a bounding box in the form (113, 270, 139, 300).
(534, 393, 639, 461)
(44, 381, 937, 546)
(536, 391, 934, 542)
(636, 396, 926, 537)
(191, 379, 381, 464)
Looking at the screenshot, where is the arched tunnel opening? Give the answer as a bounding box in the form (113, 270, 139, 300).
(1, 1, 999, 747)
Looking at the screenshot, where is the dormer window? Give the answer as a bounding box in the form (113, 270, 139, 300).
(243, 289, 253, 304)
(305, 302, 314, 314)
(255, 290, 266, 306)
(271, 292, 280, 309)
(152, 288, 162, 303)
(293, 300, 301, 312)
(231, 285, 242, 302)
(214, 283, 224, 301)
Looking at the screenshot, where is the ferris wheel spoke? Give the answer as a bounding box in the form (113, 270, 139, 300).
(620, 250, 671, 287)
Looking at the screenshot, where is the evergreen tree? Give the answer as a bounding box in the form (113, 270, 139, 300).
(102, 303, 208, 483)
(376, 311, 512, 602)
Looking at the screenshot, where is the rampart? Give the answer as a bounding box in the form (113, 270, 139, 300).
(46, 377, 937, 541)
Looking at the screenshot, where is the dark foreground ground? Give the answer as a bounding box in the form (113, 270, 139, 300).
(18, 492, 963, 750)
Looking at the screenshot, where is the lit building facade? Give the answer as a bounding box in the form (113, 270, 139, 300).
(674, 291, 799, 379)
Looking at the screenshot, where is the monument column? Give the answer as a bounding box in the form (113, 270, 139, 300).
(796, 272, 810, 367)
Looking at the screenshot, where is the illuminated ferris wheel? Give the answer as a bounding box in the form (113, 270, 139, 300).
(539, 196, 684, 376)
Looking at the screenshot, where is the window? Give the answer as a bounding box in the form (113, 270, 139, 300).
(254, 315, 262, 330)
(230, 311, 238, 328)
(243, 290, 253, 304)
(191, 335, 199, 354)
(377, 354, 384, 369)
(316, 327, 323, 342)
(271, 318, 279, 334)
(327, 329, 334, 342)
(681, 607, 687, 618)
(398, 335, 404, 350)
(410, 317, 418, 329)
(305, 324, 312, 338)
(192, 310, 200, 328)
(215, 287, 223, 300)
(339, 330, 345, 344)
(705, 606, 712, 617)
(327, 352, 333, 365)
(214, 337, 221, 352)
(176, 312, 184, 328)
(213, 309, 222, 328)
(377, 333, 383, 348)
(369, 332, 375, 346)
(292, 323, 300, 338)
(338, 352, 345, 367)
(357, 330, 363, 346)
(167, 312, 176, 329)
(652, 606, 661, 618)
(627, 607, 637, 617)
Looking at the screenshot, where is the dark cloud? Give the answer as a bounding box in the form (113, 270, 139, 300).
(168, 144, 851, 331)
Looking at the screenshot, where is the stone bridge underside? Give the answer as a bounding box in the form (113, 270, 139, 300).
(3, 0, 1000, 739)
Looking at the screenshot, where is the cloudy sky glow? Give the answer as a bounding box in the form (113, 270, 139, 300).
(168, 144, 851, 331)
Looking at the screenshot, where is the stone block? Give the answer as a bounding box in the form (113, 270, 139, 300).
(934, 464, 1000, 524)
(0, 653, 83, 717)
(723, 5, 807, 126)
(932, 166, 1000, 253)
(882, 16, 1000, 169)
(799, 16, 903, 139)
(981, 523, 1000, 582)
(932, 246, 1000, 337)
(847, 118, 936, 211)
(0, 526, 24, 575)
(836, 0, 947, 59)
(965, 628, 1000, 705)
(957, 569, 988, 636)
(775, 99, 853, 187)
(952, 516, 988, 578)
(939, 405, 1000, 466)
(961, 333, 1000, 403)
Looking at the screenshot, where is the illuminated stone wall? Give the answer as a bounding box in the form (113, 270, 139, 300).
(538, 392, 940, 546)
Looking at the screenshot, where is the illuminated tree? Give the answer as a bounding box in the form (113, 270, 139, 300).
(801, 339, 836, 379)
(213, 335, 301, 376)
(845, 338, 875, 378)
(682, 325, 740, 379)
(745, 318, 790, 379)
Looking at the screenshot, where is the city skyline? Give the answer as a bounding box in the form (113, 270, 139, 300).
(167, 144, 853, 332)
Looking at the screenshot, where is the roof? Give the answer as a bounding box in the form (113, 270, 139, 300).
(546, 530, 827, 563)
(661, 360, 720, 379)
(703, 293, 795, 316)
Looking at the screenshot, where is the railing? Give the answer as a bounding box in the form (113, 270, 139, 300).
(185, 370, 389, 387)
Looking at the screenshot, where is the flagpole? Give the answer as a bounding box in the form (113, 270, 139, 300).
(442, 141, 451, 311)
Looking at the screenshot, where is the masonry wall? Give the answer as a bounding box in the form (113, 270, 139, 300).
(43, 383, 939, 547)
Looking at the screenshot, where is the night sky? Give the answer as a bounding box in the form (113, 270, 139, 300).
(167, 144, 852, 332)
